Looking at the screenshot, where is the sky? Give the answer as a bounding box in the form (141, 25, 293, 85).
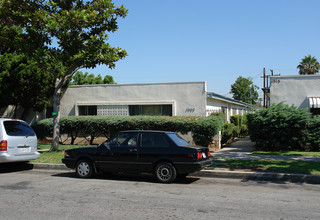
(80, 0, 320, 98)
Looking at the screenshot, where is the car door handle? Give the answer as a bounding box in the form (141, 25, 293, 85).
(129, 149, 137, 152)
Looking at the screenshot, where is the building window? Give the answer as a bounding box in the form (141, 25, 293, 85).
(97, 105, 129, 116)
(79, 106, 97, 116)
(129, 105, 172, 116)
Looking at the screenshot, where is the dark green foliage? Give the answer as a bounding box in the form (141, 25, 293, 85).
(230, 115, 247, 127)
(230, 76, 259, 105)
(0, 53, 55, 116)
(247, 103, 310, 151)
(297, 55, 320, 75)
(70, 71, 115, 85)
(239, 124, 249, 137)
(230, 114, 248, 138)
(33, 115, 223, 147)
(303, 116, 320, 151)
(32, 118, 53, 140)
(221, 123, 235, 145)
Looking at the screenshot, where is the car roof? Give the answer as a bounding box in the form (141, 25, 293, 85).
(0, 118, 23, 122)
(120, 130, 175, 134)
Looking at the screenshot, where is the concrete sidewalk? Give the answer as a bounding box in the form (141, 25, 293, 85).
(213, 137, 320, 162)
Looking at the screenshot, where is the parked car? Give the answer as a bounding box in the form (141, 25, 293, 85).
(62, 130, 212, 183)
(0, 118, 40, 164)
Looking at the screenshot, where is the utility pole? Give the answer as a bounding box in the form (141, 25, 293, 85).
(261, 68, 275, 108)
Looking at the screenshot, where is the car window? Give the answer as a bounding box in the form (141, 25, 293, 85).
(141, 133, 170, 147)
(108, 133, 138, 147)
(167, 133, 189, 146)
(4, 121, 35, 136)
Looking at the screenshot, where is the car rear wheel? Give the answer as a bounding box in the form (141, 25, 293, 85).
(76, 159, 94, 178)
(154, 162, 177, 183)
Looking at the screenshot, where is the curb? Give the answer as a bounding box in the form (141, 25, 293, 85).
(33, 163, 69, 171)
(32, 163, 320, 184)
(195, 169, 320, 184)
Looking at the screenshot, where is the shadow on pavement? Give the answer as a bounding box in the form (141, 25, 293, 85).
(52, 171, 200, 184)
(0, 162, 34, 174)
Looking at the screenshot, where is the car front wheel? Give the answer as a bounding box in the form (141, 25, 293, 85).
(154, 162, 177, 183)
(76, 159, 94, 178)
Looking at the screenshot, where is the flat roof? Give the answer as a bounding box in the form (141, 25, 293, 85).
(207, 92, 258, 109)
(69, 81, 206, 88)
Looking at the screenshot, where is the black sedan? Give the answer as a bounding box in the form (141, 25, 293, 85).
(62, 130, 212, 183)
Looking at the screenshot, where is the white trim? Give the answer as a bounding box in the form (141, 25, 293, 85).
(309, 97, 320, 108)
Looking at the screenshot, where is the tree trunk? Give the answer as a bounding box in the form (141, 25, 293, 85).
(21, 107, 30, 121)
(50, 78, 62, 151)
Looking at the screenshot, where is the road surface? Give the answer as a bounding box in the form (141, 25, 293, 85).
(0, 168, 320, 219)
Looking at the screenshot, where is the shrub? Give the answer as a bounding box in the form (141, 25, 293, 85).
(303, 116, 320, 151)
(221, 123, 235, 145)
(230, 114, 247, 127)
(239, 124, 249, 137)
(247, 103, 310, 151)
(32, 115, 223, 147)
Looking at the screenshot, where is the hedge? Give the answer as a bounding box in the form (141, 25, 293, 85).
(32, 115, 223, 147)
(303, 116, 320, 151)
(247, 103, 314, 151)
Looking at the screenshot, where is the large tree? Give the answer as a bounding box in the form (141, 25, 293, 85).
(230, 76, 259, 105)
(297, 55, 320, 75)
(0, 52, 55, 119)
(0, 0, 127, 151)
(70, 71, 115, 85)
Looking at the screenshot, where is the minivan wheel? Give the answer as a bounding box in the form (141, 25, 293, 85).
(76, 159, 94, 178)
(154, 162, 177, 183)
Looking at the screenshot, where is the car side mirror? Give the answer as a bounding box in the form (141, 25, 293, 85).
(103, 142, 110, 150)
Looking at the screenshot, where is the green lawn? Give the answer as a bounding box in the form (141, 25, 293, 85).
(212, 159, 320, 175)
(33, 144, 88, 164)
(251, 151, 320, 157)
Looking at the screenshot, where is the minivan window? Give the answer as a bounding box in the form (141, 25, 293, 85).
(4, 121, 35, 136)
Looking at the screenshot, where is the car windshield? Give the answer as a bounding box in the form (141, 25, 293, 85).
(167, 133, 189, 146)
(4, 121, 35, 136)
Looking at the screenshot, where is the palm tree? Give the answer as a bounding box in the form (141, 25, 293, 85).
(297, 55, 320, 75)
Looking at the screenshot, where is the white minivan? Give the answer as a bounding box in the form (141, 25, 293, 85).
(0, 118, 40, 163)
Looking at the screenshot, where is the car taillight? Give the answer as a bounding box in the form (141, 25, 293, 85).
(207, 150, 211, 157)
(197, 152, 202, 159)
(0, 140, 7, 151)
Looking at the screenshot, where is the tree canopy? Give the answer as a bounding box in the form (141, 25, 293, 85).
(297, 55, 320, 75)
(230, 76, 259, 105)
(70, 71, 115, 85)
(0, 52, 55, 119)
(0, 0, 128, 150)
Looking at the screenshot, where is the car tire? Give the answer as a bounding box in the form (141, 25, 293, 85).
(154, 162, 177, 183)
(76, 159, 94, 178)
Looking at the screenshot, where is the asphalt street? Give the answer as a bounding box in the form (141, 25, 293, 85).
(1, 169, 320, 220)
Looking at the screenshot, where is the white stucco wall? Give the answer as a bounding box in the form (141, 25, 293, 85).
(60, 81, 207, 117)
(206, 98, 251, 122)
(270, 75, 320, 109)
